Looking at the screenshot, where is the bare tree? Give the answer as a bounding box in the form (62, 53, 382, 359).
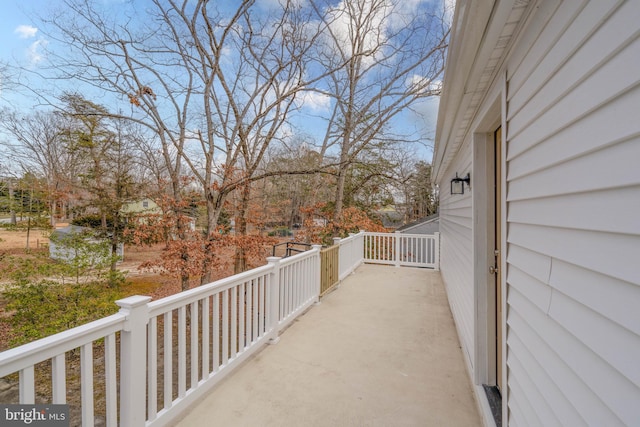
(308, 0, 449, 221)
(0, 108, 81, 226)
(38, 0, 334, 280)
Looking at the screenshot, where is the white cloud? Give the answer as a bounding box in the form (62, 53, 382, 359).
(407, 75, 442, 95)
(297, 90, 331, 112)
(257, 0, 308, 9)
(444, 0, 456, 26)
(14, 25, 38, 39)
(27, 39, 48, 65)
(409, 96, 440, 139)
(325, 0, 389, 64)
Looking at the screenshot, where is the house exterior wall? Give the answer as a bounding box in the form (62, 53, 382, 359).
(504, 1, 640, 425)
(434, 0, 640, 425)
(121, 198, 161, 215)
(438, 137, 475, 368)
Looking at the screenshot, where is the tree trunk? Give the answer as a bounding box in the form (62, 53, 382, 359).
(50, 199, 57, 227)
(233, 184, 251, 274)
(199, 191, 224, 285)
(110, 211, 120, 277)
(26, 217, 31, 250)
(333, 169, 346, 224)
(9, 183, 17, 225)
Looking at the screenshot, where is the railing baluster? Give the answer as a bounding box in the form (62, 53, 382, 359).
(252, 279, 259, 342)
(302, 258, 308, 302)
(287, 266, 292, 318)
(293, 263, 298, 310)
(80, 343, 94, 427)
(246, 281, 252, 347)
(105, 334, 117, 427)
(178, 306, 186, 398)
(202, 297, 210, 377)
(190, 301, 198, 388)
(212, 294, 220, 371)
(231, 287, 238, 357)
(282, 266, 287, 318)
(239, 282, 245, 351)
(163, 311, 173, 409)
(52, 354, 66, 404)
(258, 276, 264, 336)
(290, 265, 294, 312)
(222, 290, 229, 365)
(265, 274, 272, 336)
(148, 318, 158, 420)
(19, 366, 35, 404)
(429, 237, 434, 263)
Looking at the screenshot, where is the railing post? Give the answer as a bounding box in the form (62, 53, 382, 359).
(394, 231, 401, 267)
(116, 295, 152, 427)
(312, 245, 323, 304)
(266, 256, 282, 344)
(434, 232, 441, 271)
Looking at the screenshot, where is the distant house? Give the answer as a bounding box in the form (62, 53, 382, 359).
(50, 225, 124, 263)
(433, 1, 639, 426)
(122, 198, 198, 231)
(121, 198, 162, 216)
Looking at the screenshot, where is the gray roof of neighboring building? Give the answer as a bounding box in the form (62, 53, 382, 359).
(396, 213, 439, 233)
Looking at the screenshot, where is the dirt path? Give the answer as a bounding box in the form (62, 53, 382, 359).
(0, 228, 51, 251)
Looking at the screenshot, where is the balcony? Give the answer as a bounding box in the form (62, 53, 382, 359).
(0, 232, 481, 426)
(176, 263, 480, 426)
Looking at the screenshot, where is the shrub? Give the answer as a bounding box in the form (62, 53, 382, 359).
(3, 280, 122, 347)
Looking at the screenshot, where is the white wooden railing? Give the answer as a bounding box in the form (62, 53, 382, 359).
(363, 231, 440, 269)
(334, 232, 365, 281)
(0, 232, 439, 427)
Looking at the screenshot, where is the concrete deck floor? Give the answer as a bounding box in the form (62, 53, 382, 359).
(175, 264, 482, 427)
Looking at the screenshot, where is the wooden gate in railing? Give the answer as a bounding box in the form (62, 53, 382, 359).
(320, 245, 339, 296)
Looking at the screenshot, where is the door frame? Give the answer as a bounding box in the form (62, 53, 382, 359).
(471, 88, 507, 398)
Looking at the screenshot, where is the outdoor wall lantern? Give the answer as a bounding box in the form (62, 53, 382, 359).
(450, 172, 471, 195)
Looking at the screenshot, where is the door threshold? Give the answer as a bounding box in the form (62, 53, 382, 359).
(482, 384, 502, 427)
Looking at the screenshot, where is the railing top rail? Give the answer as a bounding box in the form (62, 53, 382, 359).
(0, 313, 126, 377)
(338, 231, 365, 243)
(361, 231, 391, 237)
(320, 245, 339, 254)
(395, 232, 439, 239)
(148, 264, 273, 316)
(279, 244, 320, 267)
(363, 231, 438, 238)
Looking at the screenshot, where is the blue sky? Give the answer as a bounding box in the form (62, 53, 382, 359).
(1, 1, 51, 66)
(0, 0, 442, 160)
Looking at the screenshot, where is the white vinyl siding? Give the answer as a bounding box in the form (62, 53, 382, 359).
(504, 0, 640, 425)
(438, 138, 475, 368)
